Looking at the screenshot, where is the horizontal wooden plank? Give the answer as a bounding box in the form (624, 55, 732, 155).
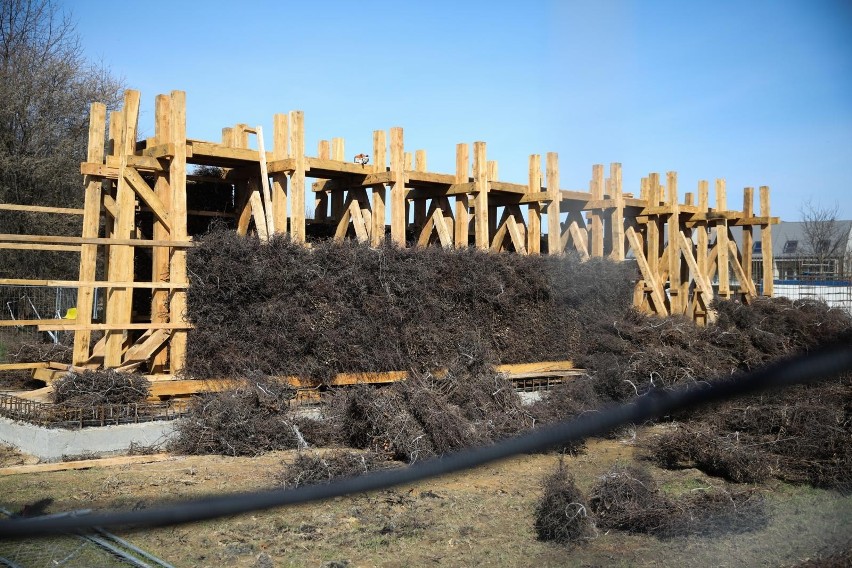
(0, 319, 75, 327)
(0, 362, 50, 371)
(0, 243, 81, 252)
(489, 181, 527, 194)
(0, 279, 188, 289)
(266, 158, 295, 173)
(0, 454, 172, 476)
(36, 323, 193, 331)
(142, 142, 175, 158)
(311, 171, 396, 192)
(106, 154, 165, 171)
(406, 170, 457, 186)
(188, 140, 273, 164)
(306, 157, 378, 176)
(0, 234, 192, 248)
(0, 204, 84, 215)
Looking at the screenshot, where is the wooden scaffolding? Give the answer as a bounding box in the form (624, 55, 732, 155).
(0, 89, 778, 376)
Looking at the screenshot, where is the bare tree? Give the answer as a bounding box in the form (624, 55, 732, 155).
(0, 0, 124, 278)
(799, 200, 850, 278)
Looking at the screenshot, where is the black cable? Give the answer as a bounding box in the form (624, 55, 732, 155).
(1, 340, 850, 538)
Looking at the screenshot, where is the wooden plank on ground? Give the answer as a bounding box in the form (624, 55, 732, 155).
(0, 454, 172, 476)
(0, 363, 50, 371)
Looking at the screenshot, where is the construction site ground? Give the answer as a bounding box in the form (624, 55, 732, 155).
(1, 426, 849, 568)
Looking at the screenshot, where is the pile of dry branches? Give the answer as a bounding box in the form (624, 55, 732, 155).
(169, 378, 303, 456)
(52, 370, 150, 407)
(533, 460, 593, 545)
(277, 449, 394, 488)
(184, 230, 635, 381)
(332, 368, 531, 463)
(537, 462, 766, 544)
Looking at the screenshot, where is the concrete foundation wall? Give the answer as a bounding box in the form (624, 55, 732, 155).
(0, 417, 177, 462)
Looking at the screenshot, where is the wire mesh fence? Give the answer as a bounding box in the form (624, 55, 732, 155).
(0, 285, 88, 344)
(0, 509, 174, 567)
(0, 394, 190, 429)
(773, 276, 852, 314)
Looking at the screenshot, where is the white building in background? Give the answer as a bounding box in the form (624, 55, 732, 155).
(731, 220, 852, 313)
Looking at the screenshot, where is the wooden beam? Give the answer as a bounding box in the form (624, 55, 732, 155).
(454, 143, 470, 248)
(255, 125, 276, 236)
(0, 234, 192, 247)
(0, 319, 75, 327)
(390, 127, 406, 245)
(546, 152, 561, 255)
(289, 111, 306, 242)
(105, 90, 140, 368)
(0, 243, 80, 252)
(473, 142, 489, 249)
(123, 166, 171, 231)
(0, 454, 172, 476)
(38, 323, 192, 331)
(0, 279, 186, 288)
(610, 163, 625, 261)
(626, 226, 668, 316)
(590, 164, 604, 257)
(678, 233, 714, 298)
(526, 155, 542, 254)
(667, 172, 681, 314)
(169, 90, 189, 374)
(271, 113, 289, 233)
(0, 362, 50, 371)
(149, 94, 172, 374)
(716, 179, 730, 299)
(727, 238, 758, 298)
(371, 130, 387, 246)
(0, 204, 84, 215)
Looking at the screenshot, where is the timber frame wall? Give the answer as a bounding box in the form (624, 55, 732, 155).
(0, 89, 778, 375)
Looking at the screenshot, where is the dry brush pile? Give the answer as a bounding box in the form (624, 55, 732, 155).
(176, 229, 851, 495)
(52, 370, 150, 407)
(183, 229, 635, 380)
(536, 462, 767, 546)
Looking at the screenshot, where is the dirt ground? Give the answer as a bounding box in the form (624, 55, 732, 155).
(0, 428, 850, 568)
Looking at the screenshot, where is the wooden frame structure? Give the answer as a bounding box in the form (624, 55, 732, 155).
(0, 89, 778, 376)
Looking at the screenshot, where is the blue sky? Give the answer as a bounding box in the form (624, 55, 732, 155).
(66, 0, 852, 221)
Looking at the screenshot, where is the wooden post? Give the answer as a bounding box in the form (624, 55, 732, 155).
(72, 102, 106, 366)
(149, 95, 172, 373)
(104, 90, 140, 368)
(716, 178, 730, 299)
(272, 114, 289, 233)
(742, 187, 754, 297)
(590, 164, 604, 257)
(760, 186, 773, 296)
(454, 143, 470, 248)
(667, 172, 681, 314)
(527, 154, 541, 254)
(101, 110, 122, 280)
(546, 152, 561, 255)
(371, 130, 387, 246)
(168, 90, 188, 374)
(390, 127, 406, 245)
(473, 142, 489, 250)
(647, 173, 660, 286)
(289, 111, 305, 242)
(696, 180, 710, 322)
(610, 163, 624, 261)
